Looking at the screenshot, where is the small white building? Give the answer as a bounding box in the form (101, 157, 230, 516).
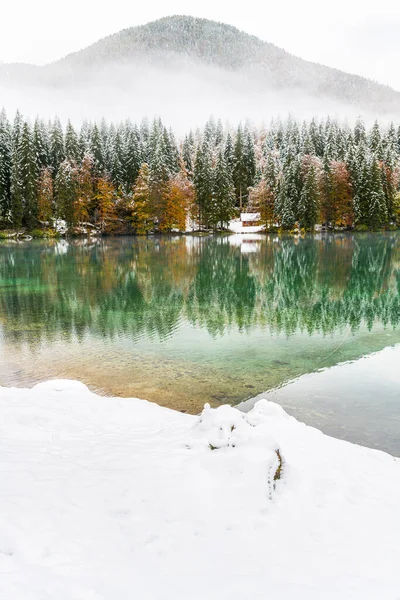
(229, 213, 265, 234)
(240, 213, 262, 227)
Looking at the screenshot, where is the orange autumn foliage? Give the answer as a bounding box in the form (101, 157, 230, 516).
(96, 178, 118, 233)
(159, 169, 194, 233)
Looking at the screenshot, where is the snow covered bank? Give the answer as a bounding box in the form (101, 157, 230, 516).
(1, 380, 399, 599)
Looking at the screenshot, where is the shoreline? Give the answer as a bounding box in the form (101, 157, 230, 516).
(0, 226, 399, 241)
(1, 379, 399, 599)
(2, 375, 399, 459)
(2, 338, 399, 456)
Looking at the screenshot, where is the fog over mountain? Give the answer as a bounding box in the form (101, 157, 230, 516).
(1, 15, 400, 129)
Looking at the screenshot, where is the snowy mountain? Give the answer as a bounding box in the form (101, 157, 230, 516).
(1, 16, 400, 127)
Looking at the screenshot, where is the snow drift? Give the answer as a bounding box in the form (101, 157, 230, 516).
(0, 380, 399, 599)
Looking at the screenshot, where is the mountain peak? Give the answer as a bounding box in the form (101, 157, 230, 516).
(1, 16, 400, 126)
(57, 14, 273, 70)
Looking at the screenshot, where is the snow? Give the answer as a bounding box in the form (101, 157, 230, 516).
(52, 218, 68, 235)
(1, 379, 399, 600)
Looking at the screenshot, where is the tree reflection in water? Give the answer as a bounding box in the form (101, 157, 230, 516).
(0, 233, 398, 346)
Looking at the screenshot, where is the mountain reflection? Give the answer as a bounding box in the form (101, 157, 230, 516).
(0, 234, 399, 345)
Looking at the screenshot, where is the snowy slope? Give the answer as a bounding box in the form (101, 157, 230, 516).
(2, 16, 400, 125)
(1, 380, 399, 600)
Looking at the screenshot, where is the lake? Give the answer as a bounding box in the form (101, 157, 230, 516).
(0, 233, 399, 454)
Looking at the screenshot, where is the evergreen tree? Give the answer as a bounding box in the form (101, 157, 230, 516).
(33, 117, 50, 172)
(109, 127, 125, 188)
(65, 121, 80, 162)
(224, 132, 235, 175)
(324, 126, 338, 162)
(336, 126, 348, 161)
(50, 117, 65, 174)
(0, 110, 12, 222)
(204, 117, 216, 145)
(354, 116, 366, 145)
(78, 121, 91, 158)
(244, 130, 256, 191)
(140, 118, 150, 163)
(367, 158, 387, 229)
(12, 111, 23, 152)
(210, 151, 235, 229)
(350, 142, 369, 225)
(299, 165, 319, 230)
(165, 127, 180, 174)
(215, 119, 224, 147)
(301, 122, 316, 156)
(233, 125, 246, 209)
(10, 112, 24, 228)
(233, 126, 256, 209)
(123, 124, 141, 193)
(273, 118, 284, 150)
(90, 124, 105, 176)
(148, 118, 163, 161)
(17, 122, 38, 228)
(55, 159, 78, 226)
(369, 120, 382, 158)
(276, 177, 295, 230)
(99, 118, 109, 148)
(150, 137, 170, 224)
(182, 133, 194, 178)
(193, 138, 214, 228)
(320, 155, 335, 225)
(385, 122, 398, 157)
(309, 118, 324, 157)
(282, 152, 301, 220)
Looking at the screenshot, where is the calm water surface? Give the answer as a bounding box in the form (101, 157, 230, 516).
(0, 233, 399, 453)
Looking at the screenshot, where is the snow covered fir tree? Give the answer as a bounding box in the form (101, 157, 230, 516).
(0, 110, 400, 236)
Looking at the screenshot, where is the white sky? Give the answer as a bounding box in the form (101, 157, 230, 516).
(2, 0, 400, 90)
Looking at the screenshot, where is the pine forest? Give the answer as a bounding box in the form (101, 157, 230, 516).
(1, 110, 400, 236)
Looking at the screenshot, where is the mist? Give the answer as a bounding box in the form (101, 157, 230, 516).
(0, 56, 394, 132)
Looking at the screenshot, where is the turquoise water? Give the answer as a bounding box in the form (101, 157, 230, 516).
(0, 233, 399, 451)
(239, 344, 400, 455)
